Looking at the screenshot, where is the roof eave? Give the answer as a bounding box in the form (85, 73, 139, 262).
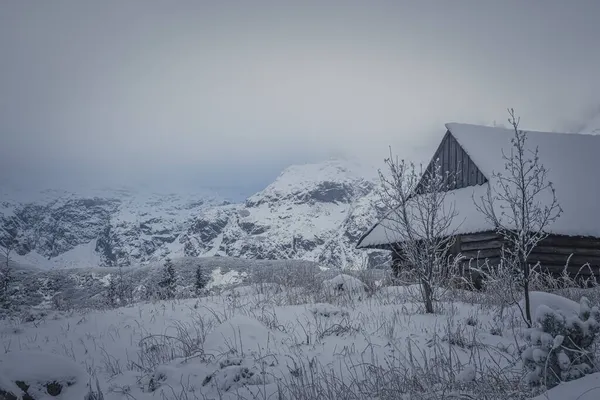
(355, 221, 382, 249)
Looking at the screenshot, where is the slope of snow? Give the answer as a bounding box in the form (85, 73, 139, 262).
(0, 276, 534, 400)
(4, 273, 592, 400)
(0, 351, 89, 400)
(530, 372, 600, 400)
(9, 240, 102, 270)
(246, 159, 377, 206)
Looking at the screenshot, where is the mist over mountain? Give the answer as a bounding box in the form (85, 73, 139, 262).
(4, 105, 600, 273)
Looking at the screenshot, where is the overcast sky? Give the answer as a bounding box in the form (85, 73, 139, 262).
(2, 0, 600, 196)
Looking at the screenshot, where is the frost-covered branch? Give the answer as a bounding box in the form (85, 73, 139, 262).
(377, 148, 460, 313)
(474, 108, 562, 326)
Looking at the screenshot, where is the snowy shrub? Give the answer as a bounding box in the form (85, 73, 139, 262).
(84, 378, 105, 400)
(322, 274, 366, 297)
(309, 303, 349, 318)
(466, 315, 478, 326)
(202, 357, 272, 392)
(136, 319, 208, 372)
(440, 322, 478, 350)
(522, 297, 600, 388)
(248, 261, 321, 289)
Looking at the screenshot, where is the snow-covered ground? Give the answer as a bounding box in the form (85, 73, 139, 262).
(1, 269, 598, 400)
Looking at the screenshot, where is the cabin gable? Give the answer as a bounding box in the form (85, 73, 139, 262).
(415, 130, 487, 193)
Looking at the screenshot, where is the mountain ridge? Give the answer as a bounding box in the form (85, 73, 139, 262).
(1, 159, 388, 270)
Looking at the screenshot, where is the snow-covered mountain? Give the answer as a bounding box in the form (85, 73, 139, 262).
(1, 160, 388, 270)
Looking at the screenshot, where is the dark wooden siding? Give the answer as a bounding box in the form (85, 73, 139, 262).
(384, 231, 600, 285)
(416, 130, 487, 193)
(455, 232, 600, 278)
(458, 232, 503, 270)
(530, 235, 600, 276)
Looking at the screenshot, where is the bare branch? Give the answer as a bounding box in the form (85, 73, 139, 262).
(473, 109, 562, 326)
(377, 149, 461, 313)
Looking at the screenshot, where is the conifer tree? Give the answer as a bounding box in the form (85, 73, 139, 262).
(158, 258, 177, 300)
(106, 276, 118, 308)
(194, 265, 209, 296)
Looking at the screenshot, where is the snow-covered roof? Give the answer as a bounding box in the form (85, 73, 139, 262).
(357, 123, 600, 248)
(580, 111, 600, 134)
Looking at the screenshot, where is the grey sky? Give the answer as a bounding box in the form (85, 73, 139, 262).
(1, 0, 600, 196)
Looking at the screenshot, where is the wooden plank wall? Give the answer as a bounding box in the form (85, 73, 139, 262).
(457, 232, 503, 269)
(456, 232, 600, 277)
(416, 130, 487, 193)
(386, 231, 600, 283)
(530, 235, 600, 276)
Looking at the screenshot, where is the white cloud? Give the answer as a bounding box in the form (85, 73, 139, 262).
(1, 0, 600, 193)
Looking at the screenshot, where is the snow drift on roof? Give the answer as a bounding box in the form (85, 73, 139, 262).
(357, 184, 492, 248)
(358, 123, 600, 248)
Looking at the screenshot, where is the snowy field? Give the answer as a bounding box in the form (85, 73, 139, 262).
(2, 266, 600, 400)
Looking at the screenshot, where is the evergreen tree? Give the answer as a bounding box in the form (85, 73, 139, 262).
(158, 258, 177, 300)
(106, 275, 118, 308)
(194, 265, 209, 296)
(0, 265, 10, 309)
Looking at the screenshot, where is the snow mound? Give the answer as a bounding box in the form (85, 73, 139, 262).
(519, 291, 580, 319)
(322, 274, 366, 295)
(530, 372, 600, 400)
(0, 351, 89, 400)
(203, 315, 284, 358)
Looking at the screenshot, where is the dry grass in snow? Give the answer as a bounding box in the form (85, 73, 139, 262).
(1, 270, 599, 400)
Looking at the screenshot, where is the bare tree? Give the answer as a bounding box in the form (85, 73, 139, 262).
(104, 251, 133, 307)
(474, 108, 562, 326)
(377, 149, 460, 313)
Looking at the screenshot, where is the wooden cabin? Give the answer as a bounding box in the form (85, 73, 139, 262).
(356, 123, 600, 282)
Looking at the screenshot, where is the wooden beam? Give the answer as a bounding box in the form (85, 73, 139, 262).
(460, 232, 501, 243)
(529, 253, 600, 267)
(461, 239, 504, 252)
(533, 246, 600, 258)
(540, 235, 600, 249)
(461, 248, 503, 260)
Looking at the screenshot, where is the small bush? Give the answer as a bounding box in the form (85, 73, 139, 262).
(522, 297, 600, 388)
